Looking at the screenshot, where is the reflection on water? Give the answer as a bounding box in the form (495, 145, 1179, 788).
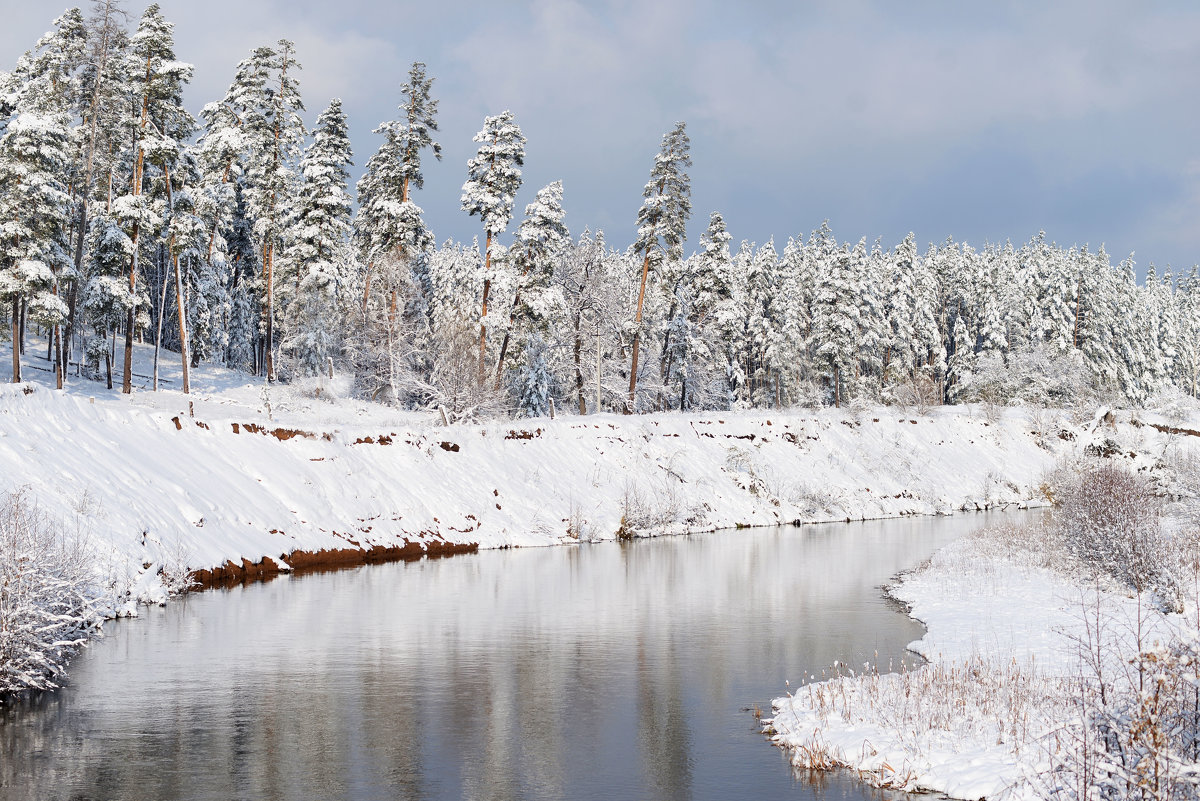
(0, 513, 1012, 801)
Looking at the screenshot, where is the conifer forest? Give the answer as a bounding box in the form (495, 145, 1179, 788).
(4, 5, 1196, 420)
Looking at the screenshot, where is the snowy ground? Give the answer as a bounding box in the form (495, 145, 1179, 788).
(764, 517, 1186, 799)
(2, 337, 1198, 612)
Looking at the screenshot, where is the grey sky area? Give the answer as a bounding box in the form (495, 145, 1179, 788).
(6, 0, 1200, 273)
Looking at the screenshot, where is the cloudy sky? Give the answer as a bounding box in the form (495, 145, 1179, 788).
(7, 0, 1200, 272)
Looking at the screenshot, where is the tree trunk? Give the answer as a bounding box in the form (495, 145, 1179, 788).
(1072, 278, 1083, 349)
(153, 245, 166, 389)
(174, 251, 190, 394)
(361, 261, 374, 313)
(478, 231, 492, 385)
(627, 250, 652, 412)
(10, 301, 19, 383)
(263, 241, 275, 381)
(493, 288, 522, 391)
(123, 306, 135, 393)
(54, 321, 63, 390)
(573, 307, 585, 415)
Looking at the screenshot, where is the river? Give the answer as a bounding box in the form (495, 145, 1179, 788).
(0, 512, 1009, 800)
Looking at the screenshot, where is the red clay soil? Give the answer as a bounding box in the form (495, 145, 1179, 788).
(191, 539, 479, 590)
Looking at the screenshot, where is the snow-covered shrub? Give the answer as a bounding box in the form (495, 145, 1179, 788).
(889, 370, 940, 415)
(957, 346, 1093, 408)
(1148, 386, 1200, 425)
(1042, 589, 1200, 801)
(1054, 463, 1170, 599)
(0, 490, 103, 699)
(514, 334, 555, 418)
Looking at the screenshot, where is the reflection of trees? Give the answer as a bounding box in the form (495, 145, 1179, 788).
(637, 630, 692, 801)
(359, 660, 427, 800)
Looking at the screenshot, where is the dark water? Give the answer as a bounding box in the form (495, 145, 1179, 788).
(1, 514, 1008, 801)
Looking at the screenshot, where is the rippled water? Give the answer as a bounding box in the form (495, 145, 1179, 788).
(1, 513, 1010, 801)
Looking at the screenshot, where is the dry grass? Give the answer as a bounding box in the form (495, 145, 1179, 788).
(770, 653, 1073, 790)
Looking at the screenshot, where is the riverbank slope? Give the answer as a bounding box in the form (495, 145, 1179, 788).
(1, 346, 1193, 605)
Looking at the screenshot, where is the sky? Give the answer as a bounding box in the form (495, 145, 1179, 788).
(6, 0, 1200, 273)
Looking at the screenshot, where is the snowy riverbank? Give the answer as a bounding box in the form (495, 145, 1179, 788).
(2, 343, 1198, 608)
(765, 503, 1197, 799)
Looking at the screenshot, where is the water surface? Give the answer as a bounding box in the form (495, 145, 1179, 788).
(1, 513, 1010, 800)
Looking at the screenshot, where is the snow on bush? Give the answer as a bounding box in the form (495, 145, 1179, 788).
(1040, 593, 1200, 801)
(0, 490, 104, 699)
(1055, 463, 1172, 602)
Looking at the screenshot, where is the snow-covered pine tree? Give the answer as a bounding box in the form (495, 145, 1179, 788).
(629, 121, 690, 411)
(355, 62, 441, 308)
(461, 110, 525, 385)
(690, 211, 733, 326)
(662, 285, 712, 410)
(811, 244, 863, 407)
(110, 4, 194, 393)
(721, 240, 756, 408)
(688, 212, 735, 407)
(351, 64, 441, 401)
(745, 240, 778, 407)
(882, 233, 918, 387)
(281, 98, 353, 378)
(161, 149, 212, 391)
(0, 9, 86, 384)
(136, 6, 195, 391)
(515, 332, 554, 418)
(228, 41, 305, 381)
(65, 1, 130, 385)
(946, 315, 974, 402)
(220, 183, 259, 372)
(80, 212, 131, 386)
(855, 238, 888, 401)
(494, 180, 568, 389)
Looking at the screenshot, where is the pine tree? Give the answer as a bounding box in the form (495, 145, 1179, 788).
(947, 315, 974, 401)
(223, 41, 305, 382)
(355, 62, 440, 307)
(0, 9, 86, 384)
(629, 121, 690, 410)
(80, 212, 131, 386)
(811, 245, 862, 407)
(494, 180, 568, 388)
(60, 1, 129, 388)
(515, 332, 554, 418)
(281, 98, 352, 377)
(112, 4, 194, 393)
(690, 212, 733, 325)
(746, 240, 778, 407)
(461, 110, 525, 384)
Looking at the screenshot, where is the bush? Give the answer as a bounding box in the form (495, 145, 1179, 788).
(0, 490, 102, 699)
(1055, 464, 1169, 597)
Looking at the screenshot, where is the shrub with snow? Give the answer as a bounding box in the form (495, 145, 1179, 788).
(0, 490, 103, 699)
(1055, 463, 1170, 599)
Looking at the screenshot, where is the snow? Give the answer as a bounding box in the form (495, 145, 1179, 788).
(3, 335, 1198, 615)
(764, 515, 1187, 799)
